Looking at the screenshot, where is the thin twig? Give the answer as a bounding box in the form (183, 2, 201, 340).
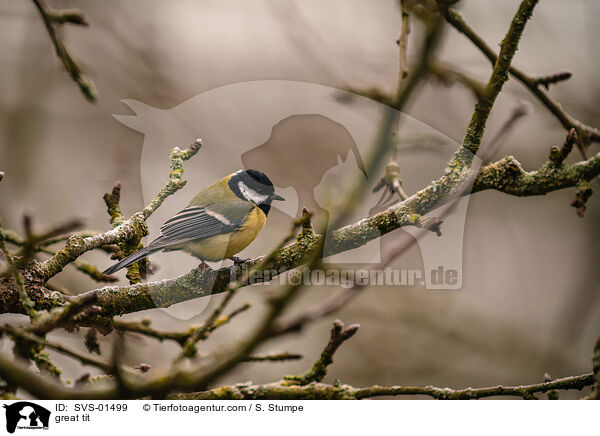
(0, 326, 112, 373)
(354, 373, 593, 400)
(114, 303, 252, 347)
(31, 0, 96, 102)
(31, 292, 98, 336)
(0, 233, 37, 319)
(171, 372, 594, 400)
(243, 352, 303, 363)
(584, 336, 600, 399)
(456, 0, 539, 157)
(429, 61, 485, 99)
(283, 320, 359, 385)
(438, 2, 600, 143)
(37, 139, 202, 281)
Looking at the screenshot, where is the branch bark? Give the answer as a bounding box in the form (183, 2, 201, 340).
(31, 0, 96, 102)
(438, 2, 600, 143)
(170, 372, 594, 400)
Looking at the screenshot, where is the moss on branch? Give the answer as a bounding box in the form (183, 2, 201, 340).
(0, 0, 596, 402)
(170, 372, 594, 400)
(458, 0, 539, 156)
(472, 153, 600, 196)
(2, 146, 599, 321)
(283, 320, 359, 385)
(438, 1, 600, 143)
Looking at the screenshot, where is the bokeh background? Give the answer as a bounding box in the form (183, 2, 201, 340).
(1, 0, 599, 398)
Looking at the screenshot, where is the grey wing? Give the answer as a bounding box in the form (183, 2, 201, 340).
(148, 205, 245, 249)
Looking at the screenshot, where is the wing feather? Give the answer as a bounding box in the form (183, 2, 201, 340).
(149, 203, 250, 250)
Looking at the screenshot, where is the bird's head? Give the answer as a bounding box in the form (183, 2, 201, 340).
(229, 169, 285, 215)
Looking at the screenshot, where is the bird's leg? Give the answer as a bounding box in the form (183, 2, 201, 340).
(198, 259, 214, 272)
(229, 255, 250, 266)
(227, 256, 249, 282)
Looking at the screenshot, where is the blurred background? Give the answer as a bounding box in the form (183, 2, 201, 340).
(0, 0, 599, 398)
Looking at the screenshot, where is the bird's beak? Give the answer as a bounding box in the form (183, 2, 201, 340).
(272, 193, 285, 201)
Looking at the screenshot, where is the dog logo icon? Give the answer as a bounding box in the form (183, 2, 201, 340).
(3, 402, 50, 433)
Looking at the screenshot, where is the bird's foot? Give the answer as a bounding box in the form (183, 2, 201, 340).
(229, 256, 250, 267)
(198, 260, 214, 273)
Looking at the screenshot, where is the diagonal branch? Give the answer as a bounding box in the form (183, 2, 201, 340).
(283, 320, 359, 385)
(438, 2, 600, 143)
(113, 303, 251, 346)
(0, 326, 112, 373)
(31, 0, 96, 102)
(456, 0, 539, 157)
(35, 139, 202, 281)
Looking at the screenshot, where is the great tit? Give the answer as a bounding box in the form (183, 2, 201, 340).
(102, 169, 284, 275)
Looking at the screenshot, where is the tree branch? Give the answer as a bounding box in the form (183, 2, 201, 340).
(472, 152, 600, 196)
(31, 0, 96, 102)
(0, 0, 595, 403)
(283, 320, 359, 385)
(456, 0, 539, 157)
(1, 142, 598, 321)
(34, 139, 202, 281)
(0, 325, 112, 373)
(170, 372, 594, 400)
(438, 2, 600, 143)
(242, 352, 303, 363)
(585, 336, 600, 400)
(113, 303, 251, 346)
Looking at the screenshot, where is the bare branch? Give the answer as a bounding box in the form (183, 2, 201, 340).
(1, 139, 597, 321)
(549, 128, 577, 166)
(0, 326, 112, 373)
(103, 181, 124, 227)
(115, 303, 251, 347)
(31, 292, 98, 336)
(396, 2, 411, 89)
(533, 70, 573, 90)
(456, 0, 539, 156)
(140, 139, 203, 219)
(46, 8, 89, 26)
(171, 373, 594, 400)
(0, 233, 37, 319)
(283, 320, 359, 385)
(429, 61, 485, 99)
(584, 337, 600, 399)
(242, 352, 303, 363)
(36, 139, 202, 281)
(472, 152, 600, 196)
(31, 0, 96, 102)
(0, 0, 597, 407)
(438, 2, 600, 143)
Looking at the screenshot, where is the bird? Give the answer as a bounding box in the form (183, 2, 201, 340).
(102, 169, 284, 275)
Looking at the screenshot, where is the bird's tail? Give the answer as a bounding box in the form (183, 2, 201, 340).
(102, 246, 159, 275)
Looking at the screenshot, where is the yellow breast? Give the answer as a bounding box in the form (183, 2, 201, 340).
(182, 207, 266, 261)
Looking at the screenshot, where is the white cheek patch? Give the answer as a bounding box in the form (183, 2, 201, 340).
(238, 181, 269, 204)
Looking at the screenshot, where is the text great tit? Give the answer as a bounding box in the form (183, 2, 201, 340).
(102, 169, 284, 275)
